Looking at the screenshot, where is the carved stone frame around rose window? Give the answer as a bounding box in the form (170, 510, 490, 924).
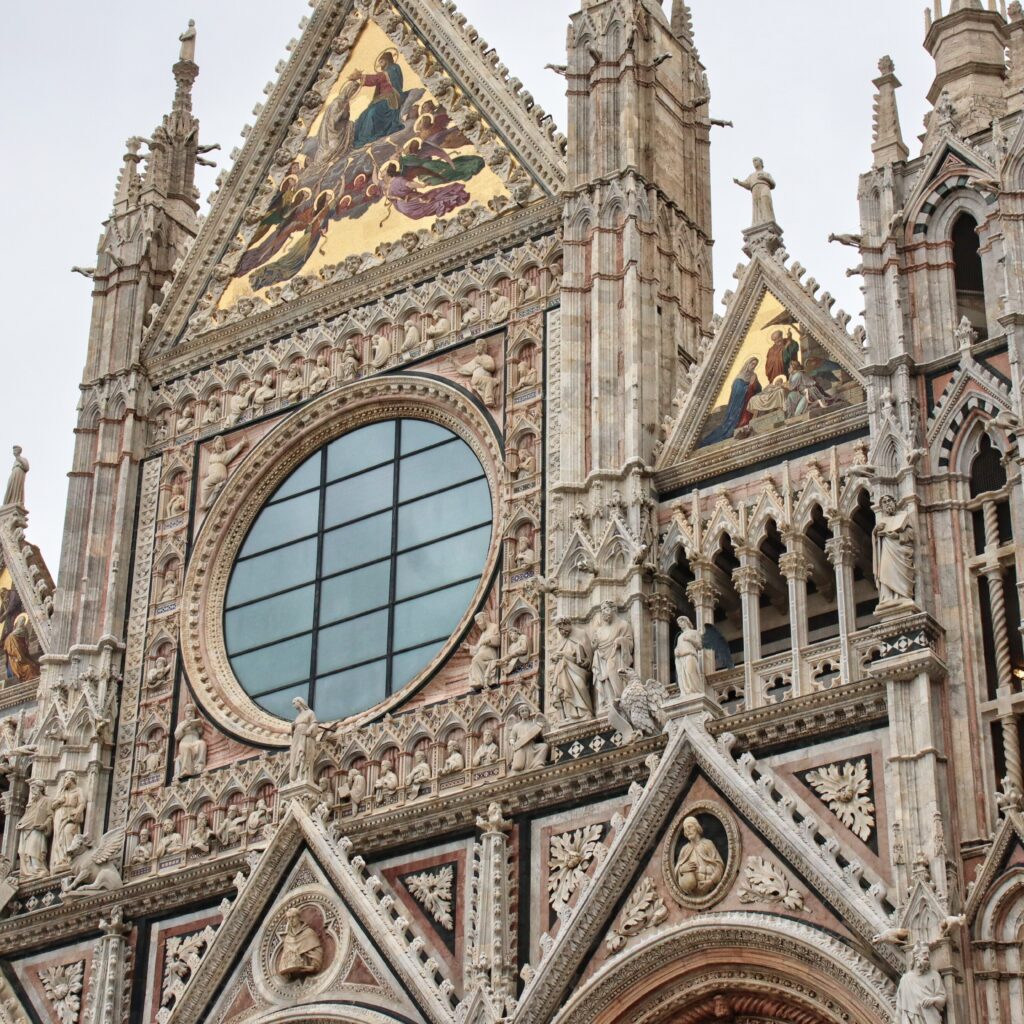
(179, 373, 504, 747)
(662, 800, 741, 911)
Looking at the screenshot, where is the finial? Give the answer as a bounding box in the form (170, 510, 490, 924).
(179, 19, 197, 64)
(671, 0, 694, 44)
(872, 56, 909, 167)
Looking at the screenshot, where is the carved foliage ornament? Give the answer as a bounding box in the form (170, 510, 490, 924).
(548, 823, 605, 915)
(406, 865, 454, 931)
(805, 758, 876, 842)
(606, 876, 668, 954)
(737, 855, 806, 911)
(40, 960, 84, 1024)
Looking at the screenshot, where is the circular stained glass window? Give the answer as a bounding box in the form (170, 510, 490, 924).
(224, 419, 493, 722)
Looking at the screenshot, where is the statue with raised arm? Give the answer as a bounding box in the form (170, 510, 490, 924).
(3, 447, 28, 507)
(199, 435, 248, 510)
(734, 157, 777, 228)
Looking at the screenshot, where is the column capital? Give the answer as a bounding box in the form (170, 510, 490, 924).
(779, 551, 814, 582)
(732, 565, 766, 597)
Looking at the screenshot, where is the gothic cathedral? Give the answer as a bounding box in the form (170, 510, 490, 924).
(0, 1, 1022, 1021)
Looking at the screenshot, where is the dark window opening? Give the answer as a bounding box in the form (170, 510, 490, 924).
(952, 213, 987, 340)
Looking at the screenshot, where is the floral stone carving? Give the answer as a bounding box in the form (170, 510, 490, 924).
(804, 759, 876, 842)
(606, 876, 668, 954)
(406, 865, 454, 930)
(737, 855, 806, 911)
(40, 960, 84, 1024)
(548, 823, 605, 915)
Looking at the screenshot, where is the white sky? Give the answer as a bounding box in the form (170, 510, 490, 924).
(0, 0, 934, 568)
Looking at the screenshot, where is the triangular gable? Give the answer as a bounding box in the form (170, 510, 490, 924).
(515, 717, 896, 1024)
(145, 0, 564, 358)
(658, 253, 867, 475)
(167, 804, 456, 1024)
(964, 807, 1024, 928)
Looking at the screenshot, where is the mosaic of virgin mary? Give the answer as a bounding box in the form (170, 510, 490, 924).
(228, 30, 500, 301)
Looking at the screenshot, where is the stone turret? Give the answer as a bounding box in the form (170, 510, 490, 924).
(924, 0, 1009, 139)
(872, 56, 910, 168)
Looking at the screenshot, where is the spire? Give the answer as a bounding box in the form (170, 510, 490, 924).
(1007, 2, 1024, 110)
(872, 56, 909, 167)
(671, 0, 694, 46)
(923, 0, 1008, 139)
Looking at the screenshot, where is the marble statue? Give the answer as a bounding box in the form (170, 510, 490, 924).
(424, 311, 451, 346)
(403, 317, 421, 353)
(166, 483, 187, 517)
(3, 446, 28, 507)
(489, 288, 511, 323)
(375, 763, 400, 798)
(247, 799, 270, 840)
(509, 707, 549, 773)
(278, 908, 323, 980)
(156, 819, 185, 859)
(225, 381, 255, 426)
(131, 825, 154, 865)
(289, 698, 318, 785)
(176, 403, 195, 434)
(551, 617, 594, 722)
(17, 780, 52, 880)
(674, 816, 725, 897)
(337, 769, 367, 811)
(251, 372, 278, 409)
(590, 603, 635, 712)
(370, 332, 394, 369)
(406, 750, 433, 799)
(473, 728, 500, 767)
(179, 19, 196, 62)
(674, 616, 706, 696)
(189, 813, 213, 855)
(217, 807, 246, 847)
(734, 157, 777, 227)
(174, 704, 207, 779)
(468, 614, 501, 690)
(441, 740, 465, 775)
(339, 341, 360, 381)
(200, 435, 248, 510)
(874, 495, 916, 606)
(203, 397, 223, 425)
(281, 365, 304, 402)
(503, 628, 531, 675)
(50, 773, 87, 874)
(458, 340, 499, 406)
(308, 352, 332, 394)
(62, 830, 125, 895)
(146, 656, 172, 690)
(895, 945, 946, 1024)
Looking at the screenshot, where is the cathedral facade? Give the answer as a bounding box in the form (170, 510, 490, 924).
(0, 1, 1022, 1021)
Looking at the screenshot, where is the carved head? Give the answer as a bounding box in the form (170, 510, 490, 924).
(682, 816, 703, 841)
(600, 601, 615, 622)
(556, 617, 573, 637)
(212, 436, 227, 453)
(753, 156, 764, 171)
(879, 494, 897, 515)
(481, 728, 495, 744)
(676, 615, 694, 631)
(912, 943, 931, 974)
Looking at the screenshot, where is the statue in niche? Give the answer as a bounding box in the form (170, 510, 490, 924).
(189, 813, 213, 855)
(156, 819, 185, 859)
(289, 698, 318, 785)
(339, 341, 360, 382)
(468, 614, 501, 691)
(375, 762, 399, 798)
(674, 816, 725, 897)
(278, 907, 324, 981)
(337, 768, 367, 812)
(370, 332, 394, 369)
(251, 372, 278, 410)
(895, 944, 947, 1024)
(874, 495, 916, 607)
(551, 617, 594, 723)
(217, 807, 246, 847)
(734, 157, 777, 228)
(49, 773, 87, 874)
(130, 825, 154, 865)
(441, 740, 465, 775)
(16, 780, 52, 880)
(424, 311, 451, 348)
(473, 728, 500, 767)
(402, 318, 421, 353)
(203, 396, 223, 425)
(176, 403, 195, 434)
(508, 707, 549, 773)
(3, 446, 28, 507)
(281, 365, 304, 403)
(3, 618, 38, 683)
(516, 446, 537, 479)
(308, 352, 332, 394)
(458, 340, 499, 406)
(459, 298, 482, 327)
(515, 532, 537, 568)
(166, 481, 187, 517)
(159, 569, 179, 604)
(516, 356, 539, 390)
(503, 628, 532, 675)
(227, 381, 257, 426)
(200, 435, 248, 510)
(674, 616, 706, 696)
(589, 603, 634, 712)
(141, 742, 163, 776)
(146, 655, 172, 690)
(174, 704, 207, 779)
(489, 288, 511, 324)
(406, 750, 432, 799)
(247, 799, 270, 841)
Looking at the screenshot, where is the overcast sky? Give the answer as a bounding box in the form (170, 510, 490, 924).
(1, 0, 935, 567)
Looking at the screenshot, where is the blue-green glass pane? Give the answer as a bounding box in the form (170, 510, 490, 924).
(391, 640, 447, 690)
(324, 464, 394, 528)
(393, 579, 477, 649)
(321, 511, 392, 575)
(327, 422, 395, 481)
(397, 478, 490, 549)
(227, 539, 317, 608)
(241, 490, 320, 557)
(395, 525, 490, 600)
(269, 454, 322, 503)
(256, 683, 310, 720)
(232, 634, 311, 696)
(317, 609, 389, 675)
(400, 421, 456, 455)
(398, 441, 483, 501)
(319, 561, 391, 624)
(225, 585, 315, 653)
(314, 661, 387, 720)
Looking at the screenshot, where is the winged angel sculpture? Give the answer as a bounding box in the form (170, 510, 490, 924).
(61, 828, 125, 897)
(608, 670, 670, 744)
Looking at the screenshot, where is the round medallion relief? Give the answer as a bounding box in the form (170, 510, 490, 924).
(663, 801, 739, 910)
(256, 887, 348, 1003)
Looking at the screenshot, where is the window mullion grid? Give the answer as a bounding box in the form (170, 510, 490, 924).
(307, 449, 330, 713)
(385, 423, 403, 698)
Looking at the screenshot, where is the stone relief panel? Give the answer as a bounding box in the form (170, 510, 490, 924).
(9, 936, 96, 1024)
(663, 801, 739, 911)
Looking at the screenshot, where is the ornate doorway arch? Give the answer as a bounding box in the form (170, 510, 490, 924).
(552, 915, 895, 1024)
(257, 1005, 420, 1024)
